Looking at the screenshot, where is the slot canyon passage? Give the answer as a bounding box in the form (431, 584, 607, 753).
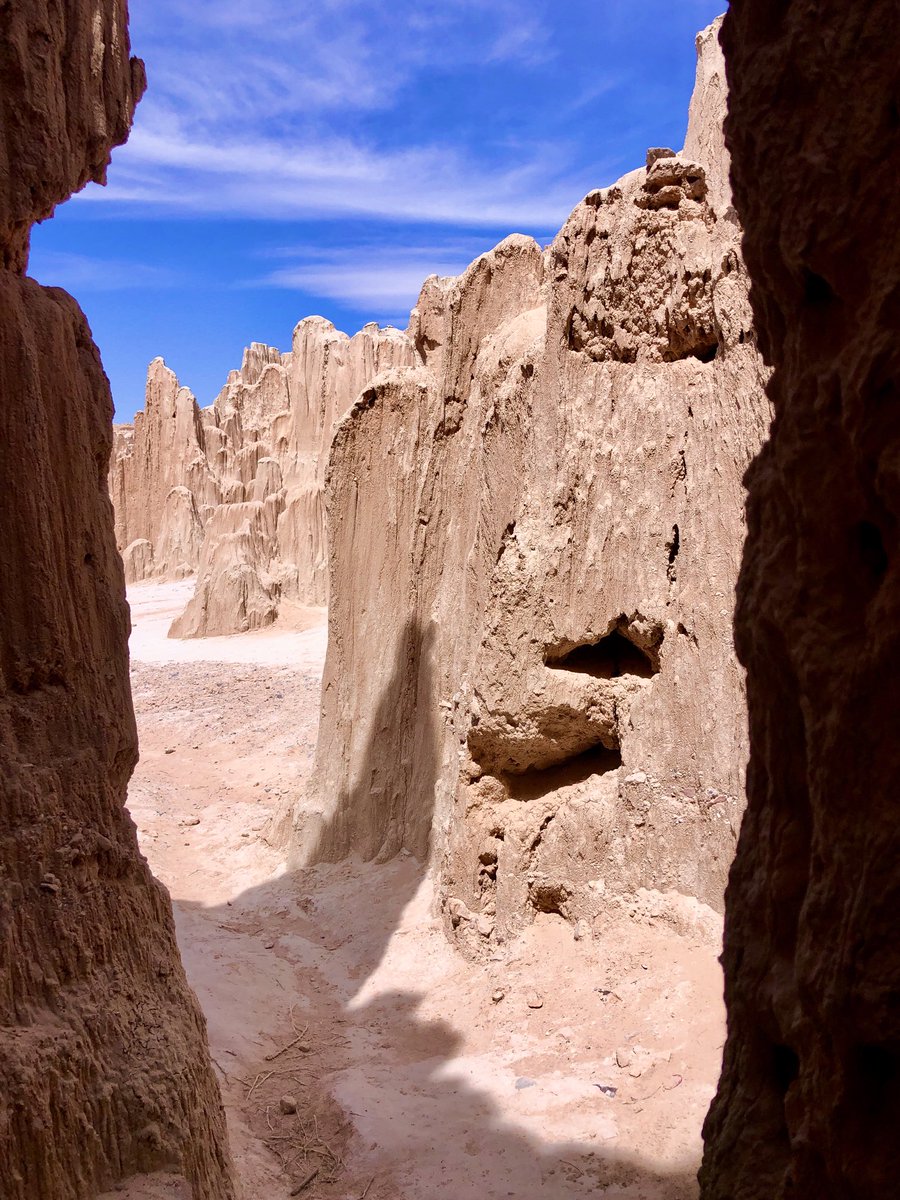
(2, 3, 899, 1200)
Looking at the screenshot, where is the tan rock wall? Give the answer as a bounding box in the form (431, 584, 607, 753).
(0, 4, 234, 1197)
(112, 319, 415, 637)
(289, 19, 772, 948)
(109, 359, 218, 581)
(701, 3, 900, 1196)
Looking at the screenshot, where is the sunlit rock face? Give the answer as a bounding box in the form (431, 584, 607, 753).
(701, 3, 900, 1196)
(287, 18, 772, 949)
(111, 319, 415, 636)
(0, 3, 234, 1197)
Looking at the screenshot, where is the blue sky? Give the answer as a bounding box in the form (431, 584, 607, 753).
(29, 0, 725, 420)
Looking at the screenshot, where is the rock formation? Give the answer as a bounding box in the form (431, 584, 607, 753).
(701, 2, 900, 1196)
(110, 318, 414, 636)
(286, 18, 772, 948)
(0, 4, 233, 1197)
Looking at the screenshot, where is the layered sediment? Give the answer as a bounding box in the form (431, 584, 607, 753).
(0, 3, 233, 1197)
(287, 18, 772, 946)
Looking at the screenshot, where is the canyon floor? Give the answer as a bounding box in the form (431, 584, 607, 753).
(122, 580, 726, 1200)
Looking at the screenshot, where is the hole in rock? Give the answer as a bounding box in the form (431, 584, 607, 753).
(415, 331, 439, 360)
(666, 525, 680, 582)
(802, 267, 835, 307)
(692, 339, 719, 362)
(504, 744, 622, 801)
(529, 880, 571, 916)
(545, 623, 661, 679)
(528, 812, 556, 853)
(664, 337, 719, 363)
(772, 1043, 800, 1095)
(854, 1044, 899, 1098)
(854, 519, 889, 582)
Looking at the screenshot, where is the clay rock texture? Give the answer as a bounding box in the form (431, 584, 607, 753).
(111, 319, 414, 636)
(0, 0, 145, 272)
(0, 4, 233, 1198)
(701, 3, 900, 1197)
(290, 19, 772, 947)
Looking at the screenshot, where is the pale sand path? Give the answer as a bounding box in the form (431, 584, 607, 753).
(117, 581, 725, 1199)
(127, 578, 328, 667)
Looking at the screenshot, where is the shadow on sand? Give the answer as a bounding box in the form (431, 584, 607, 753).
(175, 617, 699, 1199)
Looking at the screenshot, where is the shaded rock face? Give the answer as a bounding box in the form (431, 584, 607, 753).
(701, 4, 900, 1197)
(289, 20, 772, 948)
(111, 319, 414, 636)
(0, 1, 146, 272)
(0, 4, 233, 1197)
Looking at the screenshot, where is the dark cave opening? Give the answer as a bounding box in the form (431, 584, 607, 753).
(545, 626, 659, 680)
(504, 744, 622, 801)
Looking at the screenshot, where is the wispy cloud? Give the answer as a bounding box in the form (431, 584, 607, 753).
(88, 121, 594, 227)
(78, 0, 609, 227)
(258, 238, 525, 312)
(28, 249, 183, 292)
(130, 0, 555, 125)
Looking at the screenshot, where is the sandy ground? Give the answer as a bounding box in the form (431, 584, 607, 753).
(120, 580, 726, 1200)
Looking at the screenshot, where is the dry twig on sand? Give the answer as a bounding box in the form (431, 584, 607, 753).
(265, 1011, 311, 1061)
(289, 1167, 319, 1195)
(245, 1070, 274, 1101)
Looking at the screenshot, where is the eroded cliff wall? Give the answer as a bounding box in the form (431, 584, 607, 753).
(701, 3, 900, 1196)
(289, 19, 772, 947)
(0, 4, 234, 1197)
(111, 318, 414, 636)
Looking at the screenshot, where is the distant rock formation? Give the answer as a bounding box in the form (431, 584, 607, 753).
(0, 3, 234, 1199)
(285, 17, 772, 946)
(701, 2, 900, 1196)
(111, 318, 414, 636)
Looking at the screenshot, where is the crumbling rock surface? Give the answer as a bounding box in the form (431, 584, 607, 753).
(110, 360, 218, 583)
(701, 3, 900, 1197)
(0, 4, 233, 1197)
(288, 19, 772, 948)
(0, 1, 146, 272)
(111, 319, 414, 637)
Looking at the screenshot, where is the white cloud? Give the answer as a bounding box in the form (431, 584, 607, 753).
(27, 249, 182, 292)
(85, 0, 605, 227)
(130, 0, 554, 124)
(85, 118, 597, 227)
(259, 240, 506, 310)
